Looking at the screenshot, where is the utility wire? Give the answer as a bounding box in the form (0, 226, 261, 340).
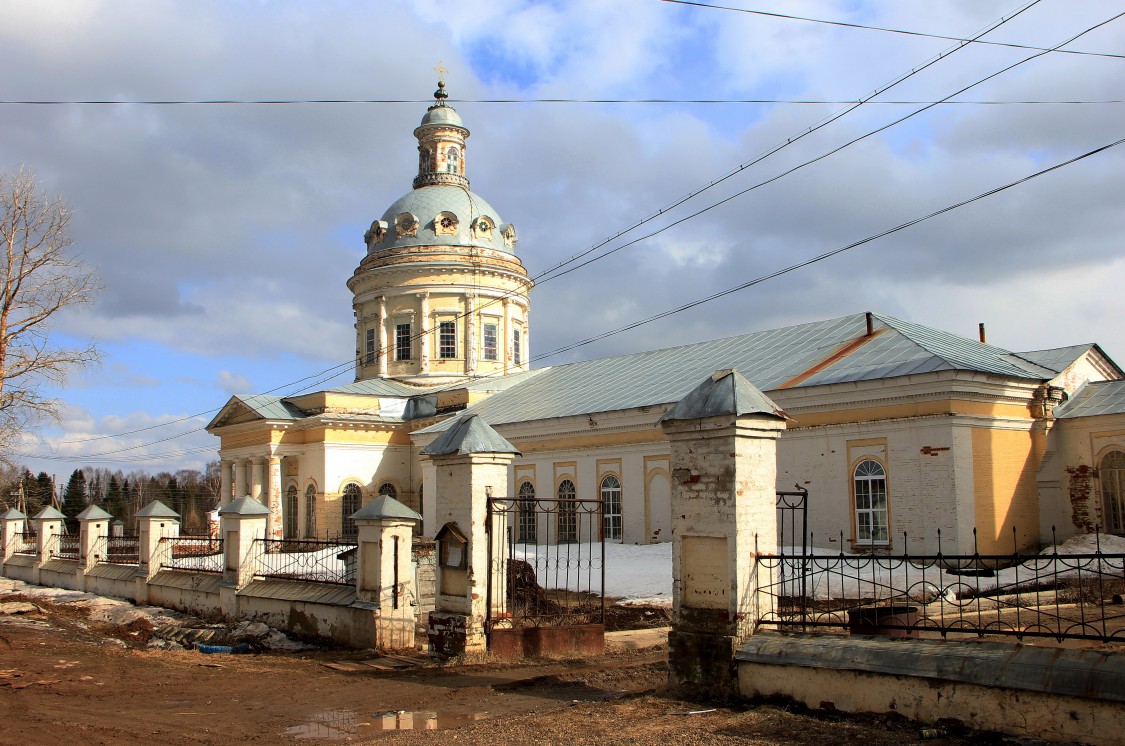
(17, 0, 1043, 458)
(1, 97, 1122, 105)
(658, 0, 1125, 60)
(23, 1, 1105, 461)
(536, 7, 1125, 285)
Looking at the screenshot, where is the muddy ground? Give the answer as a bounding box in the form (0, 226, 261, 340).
(0, 596, 1062, 745)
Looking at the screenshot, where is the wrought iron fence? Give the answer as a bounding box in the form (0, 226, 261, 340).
(53, 532, 79, 560)
(251, 538, 357, 585)
(486, 495, 606, 631)
(161, 536, 224, 573)
(755, 527, 1125, 643)
(13, 532, 38, 556)
(93, 535, 141, 565)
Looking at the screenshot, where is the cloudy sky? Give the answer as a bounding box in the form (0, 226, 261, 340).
(3, 0, 1123, 477)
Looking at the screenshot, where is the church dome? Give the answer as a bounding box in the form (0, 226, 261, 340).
(368, 185, 517, 255)
(419, 105, 464, 129)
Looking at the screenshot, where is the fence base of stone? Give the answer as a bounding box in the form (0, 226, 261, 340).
(736, 633, 1125, 745)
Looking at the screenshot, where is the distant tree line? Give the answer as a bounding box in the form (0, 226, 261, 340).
(0, 461, 221, 535)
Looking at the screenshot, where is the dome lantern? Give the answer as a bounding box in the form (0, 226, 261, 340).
(413, 80, 470, 190)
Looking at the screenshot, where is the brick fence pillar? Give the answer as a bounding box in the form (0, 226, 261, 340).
(659, 369, 789, 698)
(135, 500, 180, 604)
(421, 415, 519, 657)
(353, 495, 422, 649)
(0, 508, 26, 564)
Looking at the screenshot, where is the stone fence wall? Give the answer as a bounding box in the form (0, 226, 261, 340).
(0, 500, 425, 650)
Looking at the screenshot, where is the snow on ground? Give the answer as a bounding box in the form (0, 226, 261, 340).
(512, 534, 1125, 607)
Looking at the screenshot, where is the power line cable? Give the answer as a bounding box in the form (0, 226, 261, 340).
(1, 97, 1122, 106)
(12, 1, 1077, 461)
(657, 0, 1125, 60)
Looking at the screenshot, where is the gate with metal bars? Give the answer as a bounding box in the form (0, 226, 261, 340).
(485, 493, 606, 656)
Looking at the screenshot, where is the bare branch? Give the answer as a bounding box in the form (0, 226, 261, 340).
(0, 167, 101, 447)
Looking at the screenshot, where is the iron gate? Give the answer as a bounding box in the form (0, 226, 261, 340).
(485, 494, 606, 637)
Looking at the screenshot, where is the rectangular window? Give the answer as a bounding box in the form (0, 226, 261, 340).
(482, 322, 498, 361)
(513, 328, 522, 366)
(365, 328, 376, 365)
(439, 320, 456, 359)
(395, 323, 412, 361)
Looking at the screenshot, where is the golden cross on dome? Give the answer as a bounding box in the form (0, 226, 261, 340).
(434, 62, 448, 83)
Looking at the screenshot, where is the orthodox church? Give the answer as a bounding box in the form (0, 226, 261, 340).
(206, 83, 1125, 555)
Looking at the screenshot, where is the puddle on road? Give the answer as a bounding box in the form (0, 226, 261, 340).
(286, 709, 489, 740)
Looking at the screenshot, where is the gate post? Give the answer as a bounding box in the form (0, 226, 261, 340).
(420, 415, 519, 657)
(33, 506, 66, 564)
(135, 500, 180, 604)
(0, 508, 26, 564)
(217, 496, 270, 618)
(659, 369, 788, 698)
(352, 495, 422, 650)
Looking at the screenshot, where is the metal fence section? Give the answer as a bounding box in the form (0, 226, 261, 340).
(94, 535, 141, 565)
(162, 536, 225, 574)
(251, 538, 357, 585)
(755, 527, 1125, 643)
(53, 532, 78, 560)
(486, 495, 606, 632)
(13, 532, 38, 556)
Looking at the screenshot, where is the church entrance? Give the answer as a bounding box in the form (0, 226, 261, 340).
(483, 493, 606, 657)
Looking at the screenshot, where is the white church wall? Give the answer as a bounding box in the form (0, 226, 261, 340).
(1041, 413, 1125, 543)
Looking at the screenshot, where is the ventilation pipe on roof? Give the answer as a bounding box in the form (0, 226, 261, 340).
(865, 312, 874, 337)
(979, 323, 987, 344)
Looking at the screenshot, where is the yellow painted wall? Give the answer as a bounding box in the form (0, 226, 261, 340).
(792, 398, 1030, 429)
(971, 427, 1044, 553)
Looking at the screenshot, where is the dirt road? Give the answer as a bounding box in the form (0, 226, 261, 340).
(0, 595, 1035, 745)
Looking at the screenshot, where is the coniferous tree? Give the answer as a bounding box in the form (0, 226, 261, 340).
(105, 474, 124, 520)
(61, 468, 87, 531)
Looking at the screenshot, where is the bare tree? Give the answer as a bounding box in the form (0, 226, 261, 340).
(0, 168, 99, 455)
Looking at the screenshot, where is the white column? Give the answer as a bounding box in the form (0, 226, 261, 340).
(502, 297, 512, 375)
(267, 456, 282, 540)
(251, 458, 266, 503)
(377, 295, 389, 377)
(220, 459, 233, 506)
(418, 291, 430, 374)
(466, 294, 477, 376)
(234, 459, 248, 499)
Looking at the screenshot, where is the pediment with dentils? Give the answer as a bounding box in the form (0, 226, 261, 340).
(206, 394, 305, 431)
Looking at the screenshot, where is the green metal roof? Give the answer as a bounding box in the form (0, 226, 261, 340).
(135, 500, 180, 519)
(1055, 380, 1125, 419)
(0, 508, 26, 521)
(219, 496, 272, 516)
(1015, 344, 1094, 374)
(76, 505, 113, 521)
(416, 311, 1070, 434)
(33, 506, 65, 520)
(352, 495, 422, 522)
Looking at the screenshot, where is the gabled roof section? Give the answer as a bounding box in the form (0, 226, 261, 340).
(207, 394, 304, 430)
(76, 505, 113, 521)
(415, 311, 1065, 434)
(660, 369, 789, 422)
(218, 496, 272, 516)
(328, 378, 432, 396)
(136, 500, 180, 519)
(33, 505, 65, 520)
(1055, 380, 1125, 419)
(0, 508, 26, 520)
(420, 414, 520, 456)
(1015, 344, 1095, 374)
(352, 495, 422, 522)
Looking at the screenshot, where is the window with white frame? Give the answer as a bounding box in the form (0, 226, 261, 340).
(304, 484, 317, 538)
(512, 328, 522, 366)
(517, 480, 536, 543)
(438, 320, 456, 359)
(854, 459, 889, 545)
(601, 475, 622, 540)
(557, 478, 577, 543)
(482, 322, 498, 361)
(395, 323, 412, 361)
(284, 485, 298, 539)
(342, 483, 362, 539)
(1100, 450, 1125, 535)
(365, 328, 376, 365)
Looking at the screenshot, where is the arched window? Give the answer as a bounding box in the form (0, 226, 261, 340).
(342, 483, 362, 539)
(1100, 451, 1125, 535)
(378, 482, 397, 500)
(557, 479, 577, 543)
(284, 485, 298, 539)
(304, 484, 317, 538)
(445, 146, 459, 173)
(601, 475, 622, 541)
(517, 481, 536, 543)
(854, 459, 889, 545)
